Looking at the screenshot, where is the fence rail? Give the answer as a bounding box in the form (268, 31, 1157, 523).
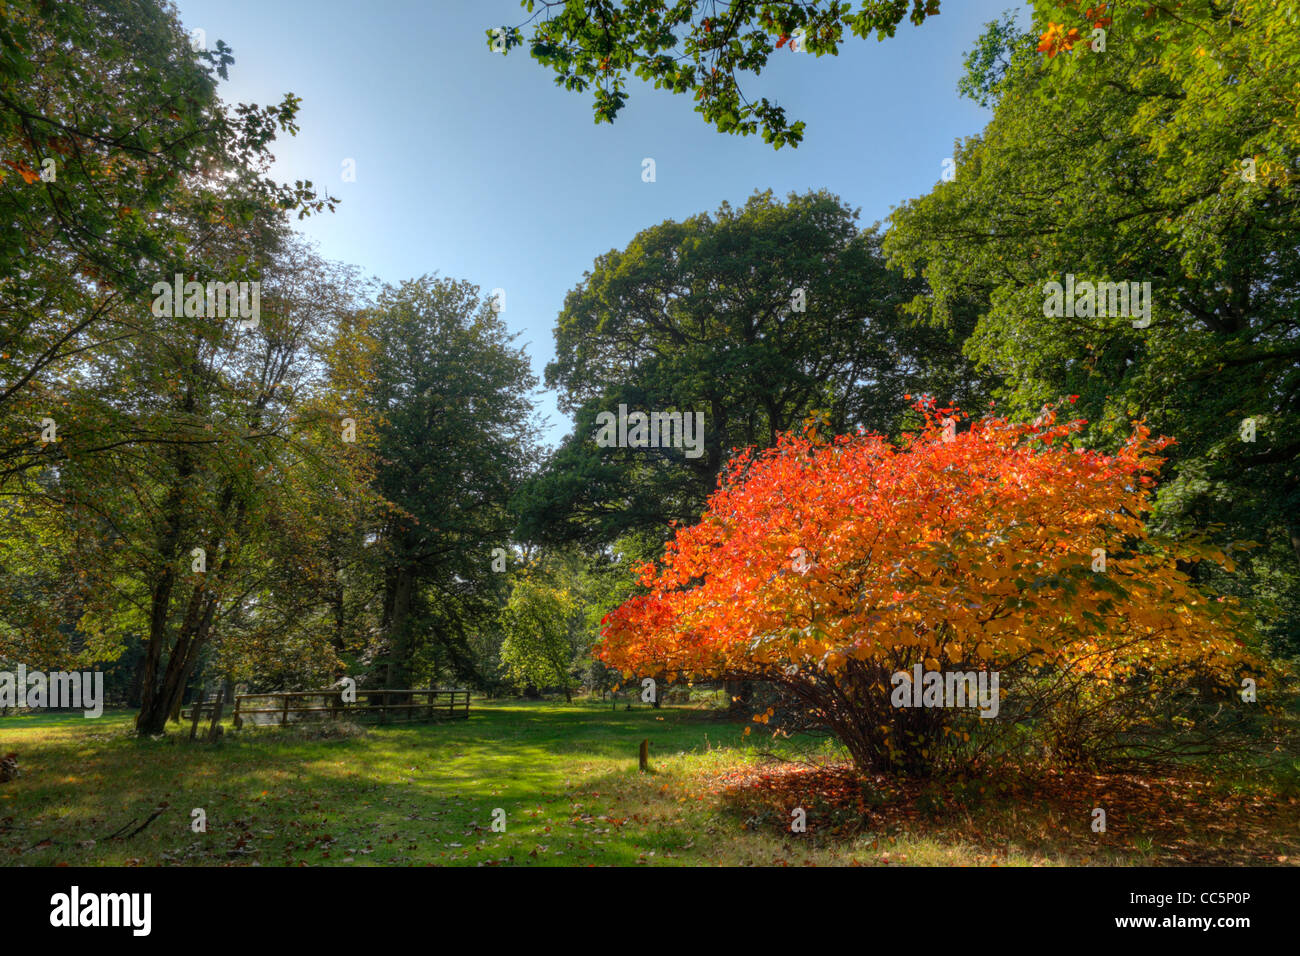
(231, 688, 470, 728)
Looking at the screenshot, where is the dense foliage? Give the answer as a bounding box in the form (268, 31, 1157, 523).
(885, 0, 1300, 654)
(601, 402, 1262, 773)
(519, 189, 989, 547)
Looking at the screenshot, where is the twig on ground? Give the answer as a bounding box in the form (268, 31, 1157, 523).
(104, 805, 169, 841)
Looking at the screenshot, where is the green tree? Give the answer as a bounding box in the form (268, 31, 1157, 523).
(62, 236, 367, 732)
(0, 0, 351, 730)
(0, 0, 332, 493)
(364, 277, 540, 692)
(517, 189, 989, 547)
(499, 575, 581, 701)
(884, 0, 1300, 652)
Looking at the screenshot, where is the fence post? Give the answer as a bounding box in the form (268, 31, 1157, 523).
(281, 694, 290, 727)
(188, 690, 205, 741)
(206, 693, 225, 742)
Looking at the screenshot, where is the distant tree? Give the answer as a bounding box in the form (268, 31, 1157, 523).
(499, 576, 582, 702)
(364, 277, 539, 691)
(517, 189, 989, 548)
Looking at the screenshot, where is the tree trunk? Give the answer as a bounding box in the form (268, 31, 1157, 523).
(136, 569, 177, 734)
(137, 579, 220, 735)
(330, 546, 347, 678)
(724, 679, 753, 716)
(380, 564, 416, 695)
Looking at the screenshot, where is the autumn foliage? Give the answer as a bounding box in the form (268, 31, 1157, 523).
(600, 401, 1257, 774)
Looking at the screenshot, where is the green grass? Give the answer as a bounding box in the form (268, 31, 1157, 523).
(2, 700, 1296, 866)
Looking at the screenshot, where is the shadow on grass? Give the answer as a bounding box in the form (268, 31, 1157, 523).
(1, 701, 757, 866)
(5, 703, 1296, 866)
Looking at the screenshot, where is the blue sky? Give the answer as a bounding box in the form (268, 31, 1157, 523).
(174, 0, 1024, 446)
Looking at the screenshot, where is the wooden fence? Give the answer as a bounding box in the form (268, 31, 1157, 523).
(231, 688, 470, 728)
(184, 692, 226, 741)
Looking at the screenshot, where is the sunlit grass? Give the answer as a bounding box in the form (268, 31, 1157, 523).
(2, 700, 1294, 866)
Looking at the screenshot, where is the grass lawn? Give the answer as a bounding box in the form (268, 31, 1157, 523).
(2, 699, 1296, 866)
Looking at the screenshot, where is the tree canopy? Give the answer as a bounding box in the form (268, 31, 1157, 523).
(518, 189, 989, 547)
(884, 0, 1300, 653)
(364, 277, 540, 690)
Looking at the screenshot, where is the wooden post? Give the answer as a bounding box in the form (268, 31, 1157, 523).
(232, 695, 242, 729)
(281, 693, 290, 727)
(188, 691, 205, 741)
(206, 694, 225, 742)
(638, 739, 649, 773)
